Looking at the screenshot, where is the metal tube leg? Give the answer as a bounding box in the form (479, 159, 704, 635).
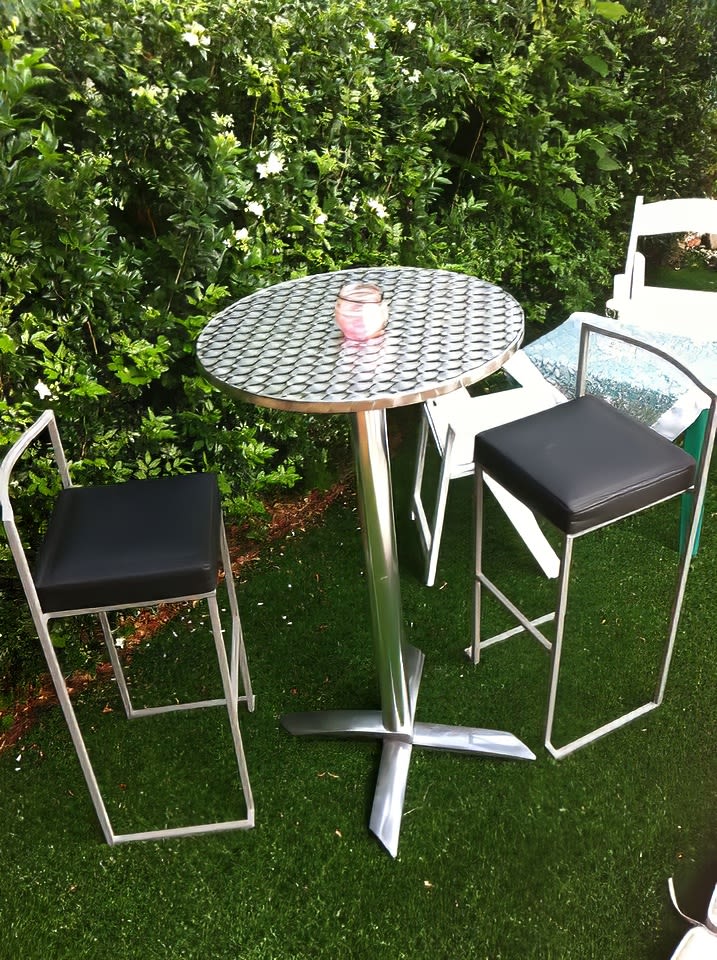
(410, 414, 429, 523)
(471, 466, 485, 664)
(39, 615, 115, 844)
(544, 535, 574, 755)
(219, 522, 254, 712)
(351, 410, 412, 735)
(424, 427, 456, 588)
(97, 611, 134, 717)
(655, 476, 706, 707)
(207, 596, 255, 825)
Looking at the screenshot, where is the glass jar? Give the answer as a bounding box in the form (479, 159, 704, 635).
(334, 281, 388, 341)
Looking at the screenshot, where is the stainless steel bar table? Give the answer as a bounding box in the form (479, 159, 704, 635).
(197, 266, 535, 856)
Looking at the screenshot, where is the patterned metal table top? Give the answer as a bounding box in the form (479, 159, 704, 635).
(197, 267, 524, 413)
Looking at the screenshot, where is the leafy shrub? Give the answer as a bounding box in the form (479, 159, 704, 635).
(1, 0, 716, 689)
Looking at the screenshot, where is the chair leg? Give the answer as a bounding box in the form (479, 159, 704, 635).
(471, 468, 555, 664)
(482, 475, 560, 579)
(219, 522, 255, 712)
(38, 614, 116, 844)
(207, 595, 255, 828)
(410, 416, 433, 570)
(93, 524, 252, 720)
(543, 521, 699, 760)
(51, 607, 255, 841)
(97, 611, 134, 718)
(471, 466, 486, 664)
(423, 429, 456, 587)
(410, 414, 458, 587)
(543, 534, 661, 760)
(543, 536, 576, 757)
(410, 414, 429, 524)
(655, 470, 707, 708)
(42, 597, 256, 841)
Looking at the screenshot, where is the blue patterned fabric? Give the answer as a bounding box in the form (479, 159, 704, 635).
(523, 313, 717, 427)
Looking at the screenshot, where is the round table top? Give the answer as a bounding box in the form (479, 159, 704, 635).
(196, 266, 524, 413)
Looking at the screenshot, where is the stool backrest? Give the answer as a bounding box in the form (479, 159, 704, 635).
(576, 322, 717, 557)
(1, 410, 71, 619)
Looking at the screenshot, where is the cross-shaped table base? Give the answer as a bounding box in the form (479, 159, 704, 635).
(282, 642, 535, 856)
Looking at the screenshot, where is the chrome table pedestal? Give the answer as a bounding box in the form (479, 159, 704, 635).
(197, 266, 535, 856)
(283, 408, 534, 856)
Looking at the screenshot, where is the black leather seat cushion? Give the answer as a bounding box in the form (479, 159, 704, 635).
(474, 395, 696, 535)
(34, 473, 222, 613)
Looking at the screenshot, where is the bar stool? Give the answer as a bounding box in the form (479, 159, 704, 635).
(1, 410, 255, 843)
(470, 323, 716, 758)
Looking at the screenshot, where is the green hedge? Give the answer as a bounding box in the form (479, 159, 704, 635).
(1, 0, 716, 690)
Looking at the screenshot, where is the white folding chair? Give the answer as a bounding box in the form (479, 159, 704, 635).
(411, 384, 564, 587)
(1, 410, 255, 843)
(607, 194, 717, 338)
(413, 196, 717, 587)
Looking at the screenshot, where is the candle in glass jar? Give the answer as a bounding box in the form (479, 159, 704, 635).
(334, 281, 388, 340)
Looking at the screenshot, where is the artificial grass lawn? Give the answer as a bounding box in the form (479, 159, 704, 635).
(1, 406, 717, 959)
(646, 262, 717, 293)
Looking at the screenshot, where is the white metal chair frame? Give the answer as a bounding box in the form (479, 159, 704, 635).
(471, 324, 717, 759)
(0, 410, 255, 844)
(411, 385, 564, 587)
(607, 194, 717, 334)
(412, 198, 717, 590)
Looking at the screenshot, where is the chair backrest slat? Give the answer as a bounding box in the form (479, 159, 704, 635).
(614, 195, 717, 326)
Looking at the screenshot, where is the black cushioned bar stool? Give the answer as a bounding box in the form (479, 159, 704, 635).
(469, 323, 716, 758)
(0, 410, 254, 843)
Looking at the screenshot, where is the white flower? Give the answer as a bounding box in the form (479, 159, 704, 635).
(366, 30, 377, 49)
(314, 212, 328, 225)
(256, 151, 285, 178)
(35, 380, 52, 400)
(211, 112, 234, 130)
(266, 152, 285, 175)
(235, 227, 249, 241)
(407, 69, 421, 84)
(182, 22, 210, 47)
(130, 83, 167, 102)
(348, 195, 359, 212)
(405, 19, 417, 33)
(247, 201, 265, 218)
(368, 198, 388, 219)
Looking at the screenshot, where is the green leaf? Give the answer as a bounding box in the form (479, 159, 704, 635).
(558, 188, 578, 210)
(0, 333, 17, 354)
(596, 153, 622, 171)
(594, 1, 628, 20)
(582, 54, 610, 77)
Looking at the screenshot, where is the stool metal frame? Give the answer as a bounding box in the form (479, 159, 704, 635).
(1, 410, 255, 843)
(470, 324, 717, 759)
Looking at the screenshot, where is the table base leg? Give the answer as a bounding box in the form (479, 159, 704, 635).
(370, 737, 413, 857)
(281, 643, 534, 857)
